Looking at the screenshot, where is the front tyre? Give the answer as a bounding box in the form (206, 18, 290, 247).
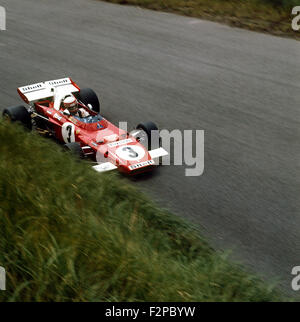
(136, 121, 160, 150)
(2, 105, 32, 130)
(64, 142, 84, 159)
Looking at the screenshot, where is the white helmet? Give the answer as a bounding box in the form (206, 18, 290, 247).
(63, 95, 78, 114)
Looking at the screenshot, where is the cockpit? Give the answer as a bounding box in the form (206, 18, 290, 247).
(73, 114, 103, 124)
(68, 114, 106, 131)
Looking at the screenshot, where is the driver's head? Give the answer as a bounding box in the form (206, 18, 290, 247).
(63, 95, 78, 114)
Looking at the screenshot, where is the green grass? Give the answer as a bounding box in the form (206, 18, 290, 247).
(0, 120, 282, 301)
(101, 0, 300, 39)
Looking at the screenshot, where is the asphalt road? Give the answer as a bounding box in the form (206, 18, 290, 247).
(1, 0, 300, 294)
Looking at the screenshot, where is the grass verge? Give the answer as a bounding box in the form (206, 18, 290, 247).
(0, 120, 282, 301)
(101, 0, 300, 39)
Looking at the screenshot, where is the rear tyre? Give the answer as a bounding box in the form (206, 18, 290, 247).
(77, 88, 100, 113)
(64, 142, 84, 159)
(2, 105, 32, 130)
(136, 121, 160, 150)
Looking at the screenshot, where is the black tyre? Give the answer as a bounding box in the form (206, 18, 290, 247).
(77, 88, 100, 113)
(2, 105, 32, 130)
(64, 142, 84, 159)
(136, 121, 159, 150)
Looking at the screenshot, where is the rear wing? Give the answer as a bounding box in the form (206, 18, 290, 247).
(17, 77, 80, 109)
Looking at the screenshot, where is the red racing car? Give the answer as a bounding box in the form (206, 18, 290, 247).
(3, 77, 168, 175)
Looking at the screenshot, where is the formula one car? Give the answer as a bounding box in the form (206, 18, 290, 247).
(2, 77, 168, 175)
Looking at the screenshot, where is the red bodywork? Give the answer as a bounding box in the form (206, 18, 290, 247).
(29, 99, 155, 175)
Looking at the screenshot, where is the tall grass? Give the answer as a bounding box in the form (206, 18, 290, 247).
(101, 0, 299, 38)
(0, 121, 281, 301)
(262, 0, 299, 7)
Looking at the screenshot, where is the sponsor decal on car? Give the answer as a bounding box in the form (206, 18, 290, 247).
(69, 116, 78, 124)
(107, 138, 133, 148)
(20, 83, 45, 93)
(129, 160, 155, 170)
(46, 78, 71, 87)
(53, 113, 62, 121)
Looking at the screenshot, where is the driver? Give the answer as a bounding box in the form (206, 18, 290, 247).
(62, 95, 89, 118)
